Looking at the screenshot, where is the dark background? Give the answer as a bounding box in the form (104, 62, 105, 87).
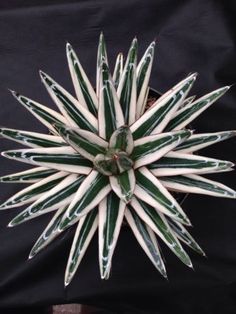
(0, 0, 236, 313)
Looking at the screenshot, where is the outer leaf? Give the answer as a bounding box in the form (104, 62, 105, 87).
(130, 198, 192, 267)
(175, 131, 236, 153)
(131, 73, 197, 140)
(165, 86, 230, 131)
(131, 130, 191, 169)
(117, 38, 137, 125)
(53, 123, 108, 161)
(8, 174, 84, 227)
(0, 167, 57, 183)
(109, 169, 135, 203)
(59, 170, 111, 231)
(96, 32, 108, 96)
(11, 91, 67, 134)
(125, 207, 167, 277)
(98, 192, 125, 279)
(166, 217, 205, 256)
(109, 125, 134, 155)
(2, 146, 92, 174)
(98, 62, 124, 140)
(113, 53, 123, 88)
(160, 174, 236, 199)
(0, 171, 67, 209)
(29, 205, 68, 258)
(64, 209, 98, 286)
(136, 41, 155, 118)
(149, 152, 234, 176)
(66, 43, 98, 115)
(40, 71, 98, 132)
(0, 127, 65, 148)
(135, 167, 190, 225)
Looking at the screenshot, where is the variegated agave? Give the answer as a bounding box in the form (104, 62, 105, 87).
(0, 33, 235, 286)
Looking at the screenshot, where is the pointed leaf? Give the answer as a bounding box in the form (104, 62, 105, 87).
(165, 86, 230, 131)
(8, 174, 84, 226)
(166, 217, 205, 256)
(136, 41, 155, 118)
(131, 130, 191, 169)
(130, 198, 192, 267)
(40, 71, 98, 132)
(96, 32, 108, 96)
(160, 174, 236, 199)
(66, 43, 98, 115)
(11, 91, 67, 134)
(98, 192, 125, 279)
(179, 95, 196, 109)
(98, 62, 124, 140)
(117, 38, 137, 125)
(0, 171, 67, 209)
(59, 170, 111, 231)
(2, 146, 92, 174)
(134, 167, 190, 225)
(125, 207, 167, 277)
(131, 73, 197, 140)
(0, 127, 65, 148)
(110, 169, 135, 203)
(65, 209, 98, 286)
(109, 125, 134, 154)
(53, 123, 108, 161)
(175, 131, 236, 153)
(149, 152, 234, 176)
(0, 167, 57, 183)
(113, 53, 123, 88)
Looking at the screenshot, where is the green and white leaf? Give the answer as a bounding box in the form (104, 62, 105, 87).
(117, 38, 137, 125)
(113, 53, 123, 88)
(149, 152, 234, 176)
(1, 146, 92, 174)
(160, 174, 236, 198)
(165, 86, 230, 131)
(59, 170, 111, 231)
(135, 167, 190, 225)
(131, 73, 197, 139)
(125, 207, 167, 277)
(179, 95, 196, 109)
(65, 209, 98, 286)
(131, 130, 191, 169)
(98, 192, 125, 279)
(136, 41, 155, 118)
(109, 169, 135, 203)
(130, 198, 192, 267)
(0, 167, 57, 183)
(175, 131, 236, 153)
(96, 32, 108, 96)
(11, 91, 67, 134)
(40, 71, 98, 132)
(8, 174, 84, 227)
(109, 125, 134, 155)
(66, 43, 98, 115)
(0, 171, 67, 209)
(0, 127, 65, 148)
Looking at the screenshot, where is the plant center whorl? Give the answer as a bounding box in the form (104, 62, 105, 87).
(93, 148, 133, 176)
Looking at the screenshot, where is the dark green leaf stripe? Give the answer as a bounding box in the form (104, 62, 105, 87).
(113, 53, 123, 88)
(125, 207, 167, 277)
(40, 71, 97, 133)
(109, 126, 134, 154)
(131, 75, 196, 140)
(0, 167, 57, 183)
(175, 131, 236, 152)
(67, 43, 98, 116)
(110, 169, 135, 203)
(0, 128, 65, 148)
(166, 217, 205, 256)
(65, 209, 98, 286)
(9, 175, 84, 226)
(165, 86, 229, 131)
(131, 199, 192, 266)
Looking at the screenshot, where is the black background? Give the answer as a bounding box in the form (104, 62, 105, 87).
(0, 1, 236, 313)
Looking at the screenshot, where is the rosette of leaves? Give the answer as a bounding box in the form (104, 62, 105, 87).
(0, 33, 235, 286)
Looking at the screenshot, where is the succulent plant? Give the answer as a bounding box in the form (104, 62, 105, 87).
(0, 33, 235, 286)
